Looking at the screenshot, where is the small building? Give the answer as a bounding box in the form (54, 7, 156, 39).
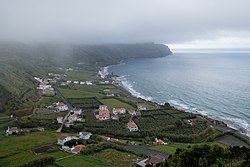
(86, 81, 93, 85)
(128, 110, 137, 115)
(57, 135, 78, 145)
(137, 155, 166, 167)
(57, 116, 64, 124)
(138, 105, 147, 111)
(96, 110, 110, 120)
(96, 105, 110, 120)
(42, 87, 55, 95)
(72, 108, 82, 115)
(127, 121, 139, 132)
(73, 81, 79, 84)
(153, 138, 167, 145)
(79, 132, 92, 140)
(71, 144, 85, 154)
(80, 81, 85, 85)
(99, 105, 108, 111)
(66, 80, 72, 84)
(68, 114, 77, 123)
(6, 127, 19, 136)
(54, 102, 68, 111)
(112, 108, 126, 115)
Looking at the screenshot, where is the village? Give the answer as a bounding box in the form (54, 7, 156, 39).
(3, 69, 249, 167)
(4, 70, 172, 167)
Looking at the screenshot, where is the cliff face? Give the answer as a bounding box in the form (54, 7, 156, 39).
(72, 42, 172, 66)
(0, 42, 172, 113)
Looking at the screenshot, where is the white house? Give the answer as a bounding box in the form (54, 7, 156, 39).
(128, 110, 137, 115)
(79, 132, 92, 140)
(34, 77, 43, 83)
(57, 135, 78, 145)
(67, 80, 72, 84)
(42, 87, 55, 95)
(68, 114, 77, 123)
(55, 102, 68, 111)
(99, 105, 108, 111)
(6, 127, 19, 136)
(57, 116, 64, 124)
(80, 81, 85, 85)
(73, 81, 79, 84)
(72, 108, 82, 115)
(112, 108, 126, 115)
(96, 110, 110, 120)
(127, 121, 139, 132)
(86, 81, 93, 85)
(138, 105, 147, 111)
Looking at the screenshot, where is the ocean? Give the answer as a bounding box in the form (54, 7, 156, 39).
(108, 50, 250, 137)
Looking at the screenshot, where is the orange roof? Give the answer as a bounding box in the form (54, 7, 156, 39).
(72, 145, 85, 153)
(98, 114, 110, 118)
(99, 110, 110, 115)
(127, 122, 137, 127)
(113, 108, 125, 110)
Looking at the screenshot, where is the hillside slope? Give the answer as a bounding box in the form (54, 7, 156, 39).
(0, 42, 172, 114)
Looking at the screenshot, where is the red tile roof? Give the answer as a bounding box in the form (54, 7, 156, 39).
(127, 121, 137, 127)
(72, 145, 85, 153)
(145, 155, 165, 165)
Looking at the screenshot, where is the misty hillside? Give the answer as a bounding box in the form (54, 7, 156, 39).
(0, 42, 171, 114)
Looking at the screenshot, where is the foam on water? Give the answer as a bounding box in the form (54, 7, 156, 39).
(108, 52, 250, 138)
(117, 75, 153, 101)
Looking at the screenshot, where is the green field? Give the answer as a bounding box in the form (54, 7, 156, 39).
(0, 131, 72, 167)
(57, 154, 113, 167)
(39, 96, 63, 108)
(56, 148, 141, 167)
(149, 142, 226, 155)
(64, 71, 102, 82)
(58, 88, 104, 99)
(100, 98, 136, 110)
(92, 148, 140, 167)
(67, 98, 102, 109)
(31, 113, 65, 120)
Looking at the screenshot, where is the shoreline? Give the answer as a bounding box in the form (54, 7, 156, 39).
(99, 64, 250, 141)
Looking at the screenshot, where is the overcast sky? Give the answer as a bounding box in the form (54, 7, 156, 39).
(1, 0, 250, 48)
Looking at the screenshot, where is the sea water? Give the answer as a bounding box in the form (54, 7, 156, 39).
(108, 50, 250, 137)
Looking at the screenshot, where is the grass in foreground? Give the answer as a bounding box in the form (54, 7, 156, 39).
(57, 154, 113, 167)
(92, 148, 140, 167)
(0, 131, 70, 167)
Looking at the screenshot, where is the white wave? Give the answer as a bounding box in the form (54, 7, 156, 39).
(98, 65, 112, 78)
(117, 76, 153, 101)
(219, 117, 250, 137)
(168, 99, 209, 116)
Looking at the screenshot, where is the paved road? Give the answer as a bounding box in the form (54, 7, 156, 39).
(54, 86, 73, 132)
(116, 143, 169, 158)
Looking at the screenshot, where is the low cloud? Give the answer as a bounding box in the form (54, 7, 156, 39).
(0, 0, 250, 47)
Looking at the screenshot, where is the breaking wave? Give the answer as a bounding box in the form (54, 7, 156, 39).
(117, 75, 153, 101)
